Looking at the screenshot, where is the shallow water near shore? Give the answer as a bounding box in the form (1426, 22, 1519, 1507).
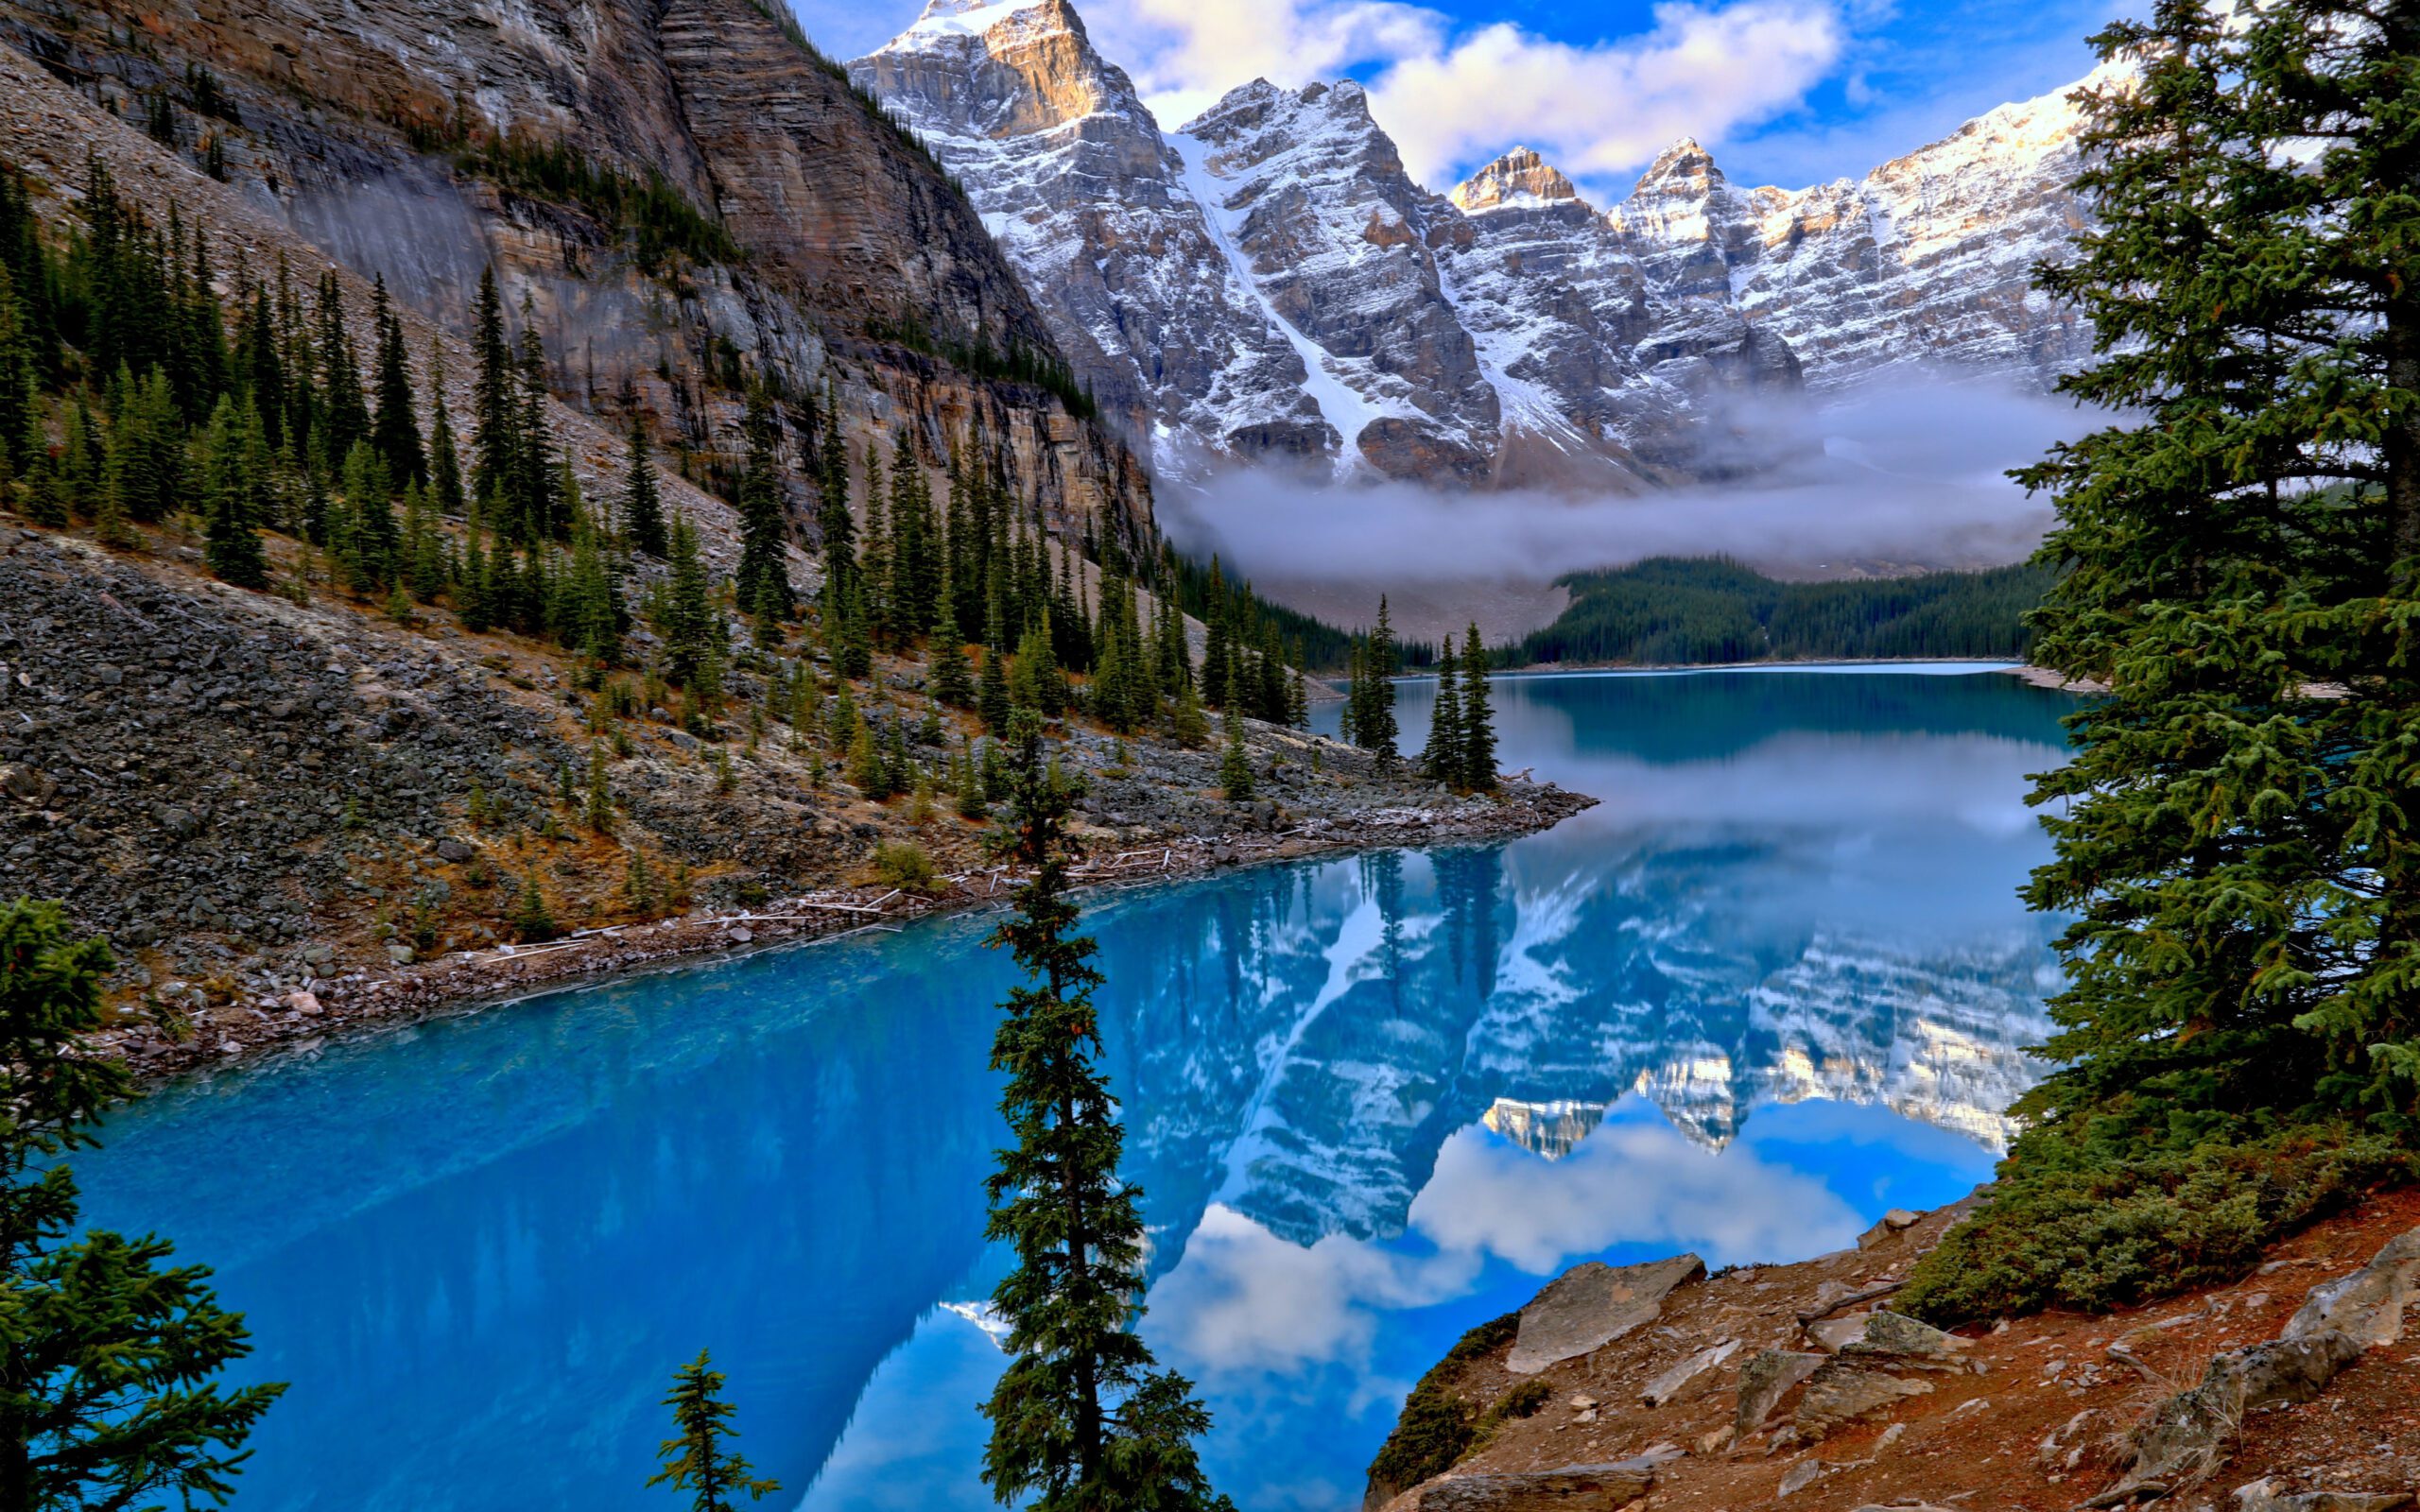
(71, 666, 2076, 1512)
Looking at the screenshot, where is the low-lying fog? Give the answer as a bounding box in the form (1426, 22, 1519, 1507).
(1160, 374, 2094, 644)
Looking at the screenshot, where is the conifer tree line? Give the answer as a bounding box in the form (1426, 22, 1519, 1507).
(0, 152, 1329, 799)
(1338, 598, 1498, 790)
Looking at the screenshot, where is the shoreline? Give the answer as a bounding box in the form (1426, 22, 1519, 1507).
(97, 781, 1598, 1089)
(1352, 658, 2041, 682)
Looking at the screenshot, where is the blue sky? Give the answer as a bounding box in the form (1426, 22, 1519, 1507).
(793, 0, 2130, 199)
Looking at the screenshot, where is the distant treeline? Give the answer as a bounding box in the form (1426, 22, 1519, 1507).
(1513, 557, 2053, 667)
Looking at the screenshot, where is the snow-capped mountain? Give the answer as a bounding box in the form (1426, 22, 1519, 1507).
(1606, 71, 2108, 390)
(856, 0, 2097, 486)
(851, 0, 1329, 469)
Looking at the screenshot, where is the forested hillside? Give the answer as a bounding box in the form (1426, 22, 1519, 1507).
(1512, 558, 2051, 666)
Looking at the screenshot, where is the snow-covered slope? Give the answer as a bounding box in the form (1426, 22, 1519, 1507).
(1608, 70, 2109, 390)
(858, 0, 2098, 484)
(852, 0, 1326, 474)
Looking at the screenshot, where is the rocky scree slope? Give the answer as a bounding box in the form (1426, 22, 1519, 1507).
(858, 0, 2102, 488)
(0, 509, 1588, 1081)
(1366, 1189, 2420, 1512)
(0, 0, 1153, 549)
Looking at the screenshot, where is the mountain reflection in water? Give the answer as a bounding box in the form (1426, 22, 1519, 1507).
(70, 666, 2075, 1512)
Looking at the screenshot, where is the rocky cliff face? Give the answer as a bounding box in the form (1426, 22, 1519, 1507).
(853, 0, 1326, 476)
(0, 0, 1152, 544)
(1608, 71, 2107, 391)
(860, 0, 2099, 489)
(857, 2, 1806, 489)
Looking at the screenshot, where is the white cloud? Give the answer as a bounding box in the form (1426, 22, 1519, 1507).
(1089, 0, 1447, 129)
(1410, 1117, 1862, 1271)
(1146, 1108, 1865, 1381)
(1368, 2, 1845, 190)
(1079, 0, 1844, 193)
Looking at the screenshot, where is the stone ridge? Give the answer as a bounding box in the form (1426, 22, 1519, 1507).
(860, 4, 1806, 490)
(1450, 147, 1587, 214)
(1606, 64, 2118, 391)
(852, 0, 1328, 473)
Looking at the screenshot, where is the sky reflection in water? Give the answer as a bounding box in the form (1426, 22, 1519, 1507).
(70, 666, 2076, 1511)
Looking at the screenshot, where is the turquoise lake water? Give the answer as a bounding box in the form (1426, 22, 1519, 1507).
(70, 665, 2078, 1511)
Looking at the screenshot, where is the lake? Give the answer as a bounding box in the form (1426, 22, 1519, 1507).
(70, 665, 2078, 1512)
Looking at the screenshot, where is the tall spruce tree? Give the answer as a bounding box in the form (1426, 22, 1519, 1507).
(2013, 0, 2420, 1143)
(979, 713, 1231, 1512)
(200, 396, 268, 589)
(425, 346, 466, 518)
(1352, 598, 1400, 766)
(367, 274, 424, 486)
(734, 389, 791, 620)
(661, 515, 717, 691)
(1458, 623, 1495, 794)
(468, 266, 515, 515)
(0, 899, 285, 1507)
(623, 414, 668, 558)
(1421, 638, 1462, 787)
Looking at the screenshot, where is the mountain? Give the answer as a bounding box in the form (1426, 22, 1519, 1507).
(857, 0, 1805, 489)
(857, 0, 2100, 490)
(851, 0, 1330, 471)
(0, 0, 1153, 544)
(1607, 71, 2108, 391)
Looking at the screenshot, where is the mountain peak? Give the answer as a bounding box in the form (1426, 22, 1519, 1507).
(891, 0, 1075, 44)
(1450, 146, 1588, 214)
(1635, 135, 1722, 188)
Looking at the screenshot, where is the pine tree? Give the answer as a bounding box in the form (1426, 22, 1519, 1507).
(1170, 679, 1208, 750)
(2001, 0, 2420, 1143)
(734, 388, 791, 621)
(646, 1350, 779, 1512)
(510, 871, 557, 942)
(661, 515, 717, 691)
(1421, 638, 1462, 788)
(510, 302, 556, 541)
(314, 272, 369, 459)
(0, 899, 285, 1506)
(426, 345, 466, 517)
(1352, 598, 1400, 767)
(814, 383, 855, 603)
(200, 397, 268, 588)
(979, 713, 1232, 1512)
(623, 414, 667, 558)
(1219, 712, 1254, 802)
(368, 273, 424, 485)
(977, 586, 1014, 734)
(468, 266, 515, 524)
(931, 612, 975, 707)
(1458, 624, 1495, 794)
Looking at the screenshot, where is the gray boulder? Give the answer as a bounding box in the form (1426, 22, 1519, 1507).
(1640, 1338, 1741, 1407)
(1508, 1254, 1705, 1374)
(1734, 1349, 1826, 1437)
(1791, 1313, 1976, 1440)
(2286, 1227, 2419, 1349)
(2121, 1330, 2365, 1493)
(2233, 1482, 2411, 1512)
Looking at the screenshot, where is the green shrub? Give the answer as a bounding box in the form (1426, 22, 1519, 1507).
(1482, 1378, 1551, 1425)
(1900, 1125, 2416, 1326)
(870, 840, 937, 893)
(1364, 1312, 1519, 1500)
